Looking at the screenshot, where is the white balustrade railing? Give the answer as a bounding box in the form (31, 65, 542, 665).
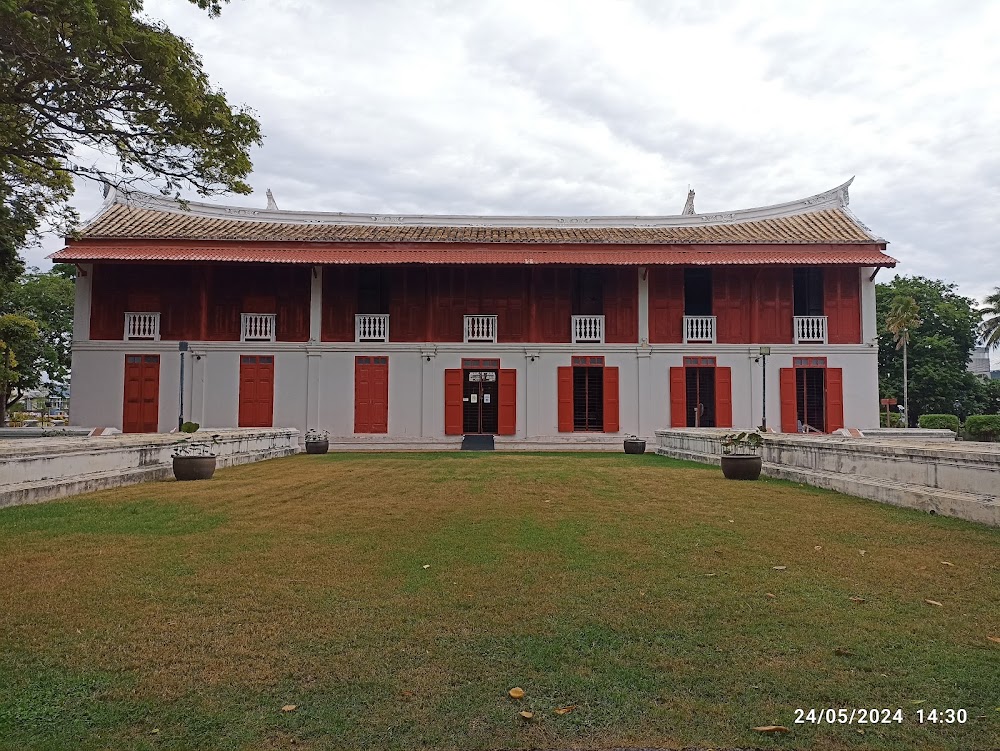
(124, 312, 160, 341)
(683, 315, 716, 344)
(794, 316, 828, 344)
(464, 315, 498, 343)
(241, 313, 276, 342)
(571, 315, 605, 344)
(355, 314, 389, 342)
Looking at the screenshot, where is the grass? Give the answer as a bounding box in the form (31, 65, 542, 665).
(0, 452, 997, 751)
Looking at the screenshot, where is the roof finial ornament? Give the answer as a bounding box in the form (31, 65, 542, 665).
(266, 189, 278, 210)
(682, 188, 696, 215)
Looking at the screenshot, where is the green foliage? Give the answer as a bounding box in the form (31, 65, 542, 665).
(720, 430, 764, 455)
(1, 267, 75, 388)
(981, 287, 1000, 349)
(0, 0, 261, 266)
(963, 414, 1000, 442)
(877, 277, 982, 424)
(180, 421, 201, 433)
(917, 414, 960, 433)
(879, 411, 904, 427)
(0, 313, 41, 420)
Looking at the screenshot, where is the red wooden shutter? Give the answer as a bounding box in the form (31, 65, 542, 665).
(498, 368, 516, 435)
(825, 268, 861, 344)
(715, 366, 733, 428)
(604, 268, 639, 343)
(649, 268, 684, 343)
(669, 367, 686, 427)
(779, 367, 797, 433)
(444, 369, 463, 435)
(557, 366, 573, 432)
(602, 366, 620, 433)
(826, 367, 844, 432)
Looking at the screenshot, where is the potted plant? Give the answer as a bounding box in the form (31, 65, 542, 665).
(304, 428, 330, 454)
(719, 430, 764, 480)
(623, 433, 646, 454)
(171, 423, 221, 481)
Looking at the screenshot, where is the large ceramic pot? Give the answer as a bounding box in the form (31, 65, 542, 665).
(305, 439, 329, 455)
(623, 439, 646, 454)
(172, 456, 217, 481)
(720, 454, 762, 481)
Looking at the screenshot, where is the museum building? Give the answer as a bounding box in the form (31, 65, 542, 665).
(51, 178, 896, 440)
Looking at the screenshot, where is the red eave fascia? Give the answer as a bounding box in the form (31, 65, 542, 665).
(51, 239, 897, 267)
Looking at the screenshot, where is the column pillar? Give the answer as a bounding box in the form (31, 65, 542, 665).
(190, 351, 207, 427)
(420, 347, 436, 437)
(72, 264, 93, 341)
(637, 348, 651, 437)
(309, 266, 323, 343)
(860, 267, 877, 345)
(524, 350, 539, 437)
(305, 350, 322, 430)
(637, 267, 649, 347)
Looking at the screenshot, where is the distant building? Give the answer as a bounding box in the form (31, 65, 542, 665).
(968, 346, 991, 380)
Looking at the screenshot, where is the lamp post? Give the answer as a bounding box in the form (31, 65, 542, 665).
(758, 346, 771, 430)
(178, 341, 189, 431)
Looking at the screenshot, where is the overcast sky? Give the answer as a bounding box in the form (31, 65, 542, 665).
(33, 0, 1000, 326)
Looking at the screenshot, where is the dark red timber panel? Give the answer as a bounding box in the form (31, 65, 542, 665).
(535, 268, 573, 343)
(604, 268, 638, 343)
(649, 268, 684, 343)
(498, 369, 517, 435)
(557, 366, 573, 432)
(712, 268, 751, 344)
(444, 369, 463, 435)
(122, 354, 160, 433)
(826, 367, 845, 432)
(825, 268, 862, 344)
(354, 356, 389, 433)
(669, 366, 685, 428)
(715, 366, 733, 428)
(238, 355, 274, 428)
(602, 366, 620, 432)
(779, 367, 797, 433)
(754, 268, 794, 343)
(321, 266, 357, 341)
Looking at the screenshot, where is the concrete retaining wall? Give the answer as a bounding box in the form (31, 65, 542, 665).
(0, 429, 300, 508)
(654, 428, 1000, 526)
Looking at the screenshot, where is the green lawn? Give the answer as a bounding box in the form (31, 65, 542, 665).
(0, 453, 997, 751)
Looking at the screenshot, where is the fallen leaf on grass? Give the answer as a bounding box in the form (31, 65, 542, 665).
(422, 564, 430, 569)
(859, 549, 867, 556)
(940, 561, 954, 566)
(924, 599, 943, 607)
(849, 596, 867, 604)
(772, 566, 787, 571)
(909, 699, 925, 705)
(281, 705, 297, 712)
(766, 593, 777, 599)
(705, 573, 718, 577)
(553, 705, 578, 715)
(508, 687, 525, 699)
(814, 545, 822, 551)
(753, 725, 790, 733)
(518, 711, 534, 720)
(986, 636, 1000, 644)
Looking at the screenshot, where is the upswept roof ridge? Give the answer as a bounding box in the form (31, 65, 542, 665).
(68, 179, 886, 246)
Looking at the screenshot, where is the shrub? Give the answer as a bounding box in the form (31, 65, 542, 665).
(880, 412, 904, 427)
(917, 414, 960, 433)
(180, 421, 200, 433)
(963, 415, 1000, 442)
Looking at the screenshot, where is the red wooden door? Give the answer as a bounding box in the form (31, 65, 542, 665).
(826, 367, 845, 432)
(354, 356, 388, 433)
(602, 366, 620, 432)
(715, 366, 733, 428)
(498, 369, 517, 435)
(779, 367, 797, 433)
(557, 366, 573, 432)
(122, 354, 160, 433)
(238, 355, 274, 428)
(669, 367, 686, 427)
(444, 369, 463, 435)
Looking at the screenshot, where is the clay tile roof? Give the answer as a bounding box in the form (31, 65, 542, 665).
(51, 179, 896, 266)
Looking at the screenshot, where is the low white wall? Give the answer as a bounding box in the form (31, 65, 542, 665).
(0, 428, 299, 508)
(654, 429, 1000, 526)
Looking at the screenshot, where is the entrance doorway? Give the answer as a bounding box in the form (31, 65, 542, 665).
(123, 354, 160, 433)
(685, 367, 716, 427)
(572, 365, 604, 431)
(796, 367, 826, 432)
(779, 358, 844, 433)
(238, 355, 274, 427)
(355, 356, 388, 433)
(669, 357, 732, 428)
(463, 368, 499, 434)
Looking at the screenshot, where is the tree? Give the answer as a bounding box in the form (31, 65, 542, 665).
(1, 266, 76, 388)
(885, 295, 921, 426)
(876, 277, 982, 425)
(981, 287, 1000, 349)
(0, 0, 262, 274)
(0, 313, 42, 425)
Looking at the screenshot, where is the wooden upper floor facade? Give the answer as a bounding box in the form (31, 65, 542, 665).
(53, 178, 896, 347)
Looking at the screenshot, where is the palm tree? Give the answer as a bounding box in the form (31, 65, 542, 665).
(886, 296, 922, 426)
(981, 287, 1000, 349)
